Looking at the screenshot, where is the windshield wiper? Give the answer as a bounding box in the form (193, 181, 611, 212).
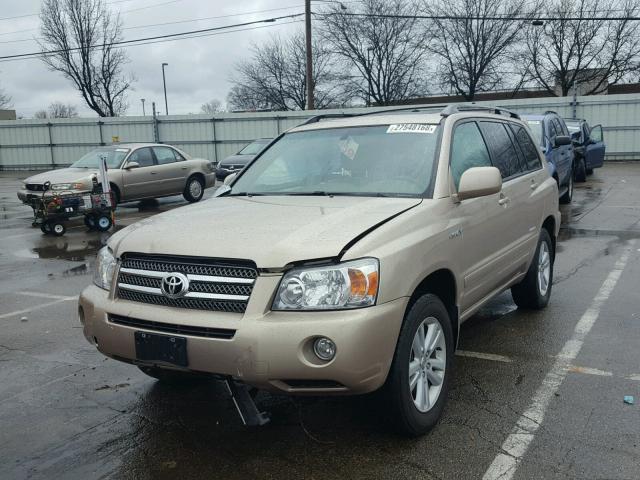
(227, 192, 271, 197)
(282, 191, 333, 197)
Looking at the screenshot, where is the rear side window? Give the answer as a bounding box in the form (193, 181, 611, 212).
(478, 121, 523, 179)
(128, 147, 155, 167)
(450, 122, 492, 189)
(153, 146, 177, 165)
(511, 124, 542, 171)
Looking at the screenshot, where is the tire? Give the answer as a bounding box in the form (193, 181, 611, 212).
(95, 214, 112, 232)
(511, 229, 554, 310)
(586, 168, 594, 175)
(183, 176, 205, 203)
(84, 215, 96, 230)
(40, 222, 51, 234)
(138, 366, 208, 384)
(574, 158, 586, 183)
(51, 222, 66, 237)
(109, 185, 120, 207)
(386, 294, 454, 436)
(560, 168, 573, 204)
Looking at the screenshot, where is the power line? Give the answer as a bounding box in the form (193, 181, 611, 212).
(0, 0, 183, 22)
(0, 19, 303, 65)
(0, 4, 304, 43)
(316, 11, 640, 21)
(0, 13, 305, 62)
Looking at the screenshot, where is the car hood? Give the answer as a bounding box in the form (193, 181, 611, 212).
(23, 168, 98, 185)
(219, 154, 253, 166)
(108, 195, 422, 268)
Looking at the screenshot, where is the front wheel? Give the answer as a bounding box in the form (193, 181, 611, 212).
(511, 229, 554, 309)
(51, 222, 66, 237)
(183, 176, 204, 203)
(386, 294, 453, 436)
(95, 214, 112, 232)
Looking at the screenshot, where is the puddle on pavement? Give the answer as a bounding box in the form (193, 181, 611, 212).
(26, 235, 109, 261)
(558, 227, 640, 242)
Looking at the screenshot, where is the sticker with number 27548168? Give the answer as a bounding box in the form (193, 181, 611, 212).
(386, 124, 437, 134)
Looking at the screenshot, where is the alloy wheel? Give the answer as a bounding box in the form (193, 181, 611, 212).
(537, 241, 551, 296)
(409, 317, 446, 413)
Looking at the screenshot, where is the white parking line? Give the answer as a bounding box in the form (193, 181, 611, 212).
(0, 296, 78, 320)
(482, 241, 635, 480)
(17, 291, 75, 300)
(456, 350, 513, 363)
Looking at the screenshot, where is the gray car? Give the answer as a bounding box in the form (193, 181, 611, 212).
(17, 143, 216, 206)
(216, 138, 272, 180)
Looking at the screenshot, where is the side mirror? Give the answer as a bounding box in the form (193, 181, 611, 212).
(223, 172, 238, 186)
(125, 161, 140, 170)
(214, 185, 231, 197)
(553, 135, 571, 147)
(456, 166, 502, 201)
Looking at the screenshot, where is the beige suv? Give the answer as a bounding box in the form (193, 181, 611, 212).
(17, 143, 216, 206)
(79, 106, 560, 435)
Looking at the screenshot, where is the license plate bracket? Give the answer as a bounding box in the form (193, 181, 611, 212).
(135, 331, 188, 367)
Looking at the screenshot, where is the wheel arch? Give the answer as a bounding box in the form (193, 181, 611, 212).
(542, 215, 557, 260)
(109, 182, 120, 203)
(406, 268, 459, 347)
(186, 171, 205, 187)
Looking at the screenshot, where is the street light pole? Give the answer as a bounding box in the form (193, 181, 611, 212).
(140, 98, 146, 116)
(305, 0, 314, 111)
(161, 62, 169, 115)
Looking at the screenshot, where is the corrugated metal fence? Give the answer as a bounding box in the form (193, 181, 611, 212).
(0, 93, 638, 169)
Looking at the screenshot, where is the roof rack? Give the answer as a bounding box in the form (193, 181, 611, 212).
(440, 104, 521, 119)
(299, 105, 449, 126)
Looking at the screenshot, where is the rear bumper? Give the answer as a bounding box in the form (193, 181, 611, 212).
(78, 284, 408, 395)
(204, 172, 216, 188)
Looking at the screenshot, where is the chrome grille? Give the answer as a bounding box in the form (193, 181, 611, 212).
(116, 255, 257, 313)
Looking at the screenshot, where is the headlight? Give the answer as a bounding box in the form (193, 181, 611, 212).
(51, 182, 85, 191)
(93, 247, 117, 290)
(272, 258, 379, 310)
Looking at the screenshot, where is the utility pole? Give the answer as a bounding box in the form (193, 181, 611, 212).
(162, 62, 169, 115)
(305, 0, 314, 110)
(140, 98, 146, 116)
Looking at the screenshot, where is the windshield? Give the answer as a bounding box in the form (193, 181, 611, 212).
(565, 122, 581, 140)
(229, 124, 440, 197)
(238, 140, 270, 155)
(71, 147, 130, 169)
(525, 120, 544, 147)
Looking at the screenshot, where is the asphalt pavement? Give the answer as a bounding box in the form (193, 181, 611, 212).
(0, 164, 639, 480)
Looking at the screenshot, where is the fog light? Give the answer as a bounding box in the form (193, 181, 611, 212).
(313, 337, 336, 361)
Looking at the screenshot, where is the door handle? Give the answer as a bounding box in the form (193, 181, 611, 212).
(498, 194, 510, 206)
(530, 180, 538, 190)
(181, 166, 188, 170)
(150, 171, 157, 175)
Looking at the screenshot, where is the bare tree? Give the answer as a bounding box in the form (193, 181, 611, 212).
(522, 0, 640, 96)
(228, 31, 347, 111)
(39, 0, 133, 116)
(34, 110, 49, 119)
(33, 102, 78, 119)
(0, 83, 11, 109)
(201, 99, 224, 115)
(423, 0, 536, 100)
(318, 0, 427, 106)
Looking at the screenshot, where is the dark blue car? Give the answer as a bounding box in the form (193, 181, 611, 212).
(564, 118, 606, 182)
(521, 112, 574, 204)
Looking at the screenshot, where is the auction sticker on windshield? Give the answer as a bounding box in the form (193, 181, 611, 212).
(386, 124, 437, 134)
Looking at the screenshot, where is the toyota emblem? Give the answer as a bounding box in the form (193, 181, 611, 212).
(160, 272, 189, 299)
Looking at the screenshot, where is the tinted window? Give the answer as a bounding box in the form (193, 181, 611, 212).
(450, 122, 492, 189)
(153, 146, 177, 165)
(129, 147, 155, 167)
(478, 121, 523, 179)
(511, 124, 542, 171)
(553, 118, 567, 136)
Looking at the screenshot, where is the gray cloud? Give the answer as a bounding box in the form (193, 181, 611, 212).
(0, 0, 303, 117)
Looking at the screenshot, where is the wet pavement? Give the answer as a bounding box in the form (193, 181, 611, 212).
(1, 164, 639, 479)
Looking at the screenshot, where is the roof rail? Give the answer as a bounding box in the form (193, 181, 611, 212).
(299, 104, 449, 126)
(440, 104, 521, 119)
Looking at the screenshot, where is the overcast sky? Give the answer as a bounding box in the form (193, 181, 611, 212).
(0, 0, 305, 117)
